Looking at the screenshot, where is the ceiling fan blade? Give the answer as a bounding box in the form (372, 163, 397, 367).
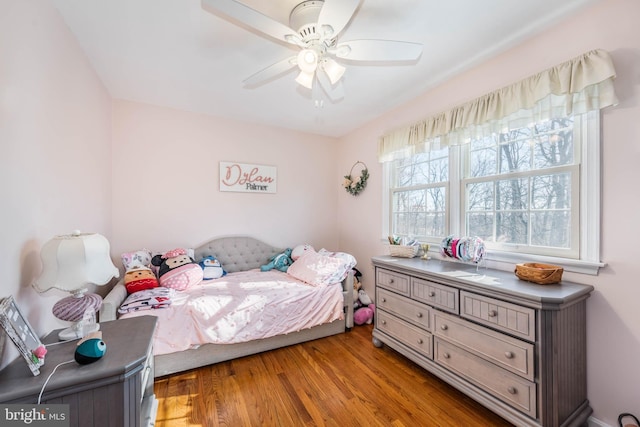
(316, 0, 361, 39)
(333, 39, 423, 62)
(243, 56, 298, 87)
(201, 0, 302, 46)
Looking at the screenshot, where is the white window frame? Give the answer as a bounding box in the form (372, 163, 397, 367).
(382, 111, 604, 275)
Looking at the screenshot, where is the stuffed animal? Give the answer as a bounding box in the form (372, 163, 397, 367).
(121, 249, 159, 294)
(151, 248, 203, 290)
(353, 286, 375, 326)
(354, 304, 375, 325)
(124, 267, 159, 294)
(199, 255, 226, 280)
(291, 244, 314, 261)
(351, 268, 362, 301)
(260, 248, 293, 272)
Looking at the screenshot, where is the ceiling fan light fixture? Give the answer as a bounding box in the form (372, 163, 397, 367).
(322, 58, 345, 85)
(295, 70, 315, 89)
(297, 49, 318, 74)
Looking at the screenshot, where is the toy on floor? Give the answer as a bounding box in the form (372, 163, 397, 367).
(199, 255, 226, 280)
(354, 303, 375, 325)
(260, 248, 293, 272)
(353, 277, 376, 325)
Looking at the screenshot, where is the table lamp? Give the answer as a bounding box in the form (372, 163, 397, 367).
(34, 231, 119, 340)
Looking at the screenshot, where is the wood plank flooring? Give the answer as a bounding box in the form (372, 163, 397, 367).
(154, 325, 514, 426)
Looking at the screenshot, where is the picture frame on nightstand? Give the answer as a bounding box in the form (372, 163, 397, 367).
(0, 296, 44, 376)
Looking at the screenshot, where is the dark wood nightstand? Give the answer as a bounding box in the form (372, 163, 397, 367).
(0, 316, 157, 427)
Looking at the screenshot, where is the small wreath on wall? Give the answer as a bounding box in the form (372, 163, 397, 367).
(343, 161, 369, 196)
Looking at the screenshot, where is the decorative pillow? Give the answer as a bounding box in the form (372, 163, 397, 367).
(287, 249, 357, 287)
(318, 248, 357, 282)
(121, 249, 159, 294)
(121, 249, 153, 271)
(198, 255, 227, 280)
(151, 248, 203, 290)
(118, 287, 175, 315)
(123, 267, 159, 294)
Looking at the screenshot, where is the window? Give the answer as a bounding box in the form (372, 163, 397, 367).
(384, 112, 601, 272)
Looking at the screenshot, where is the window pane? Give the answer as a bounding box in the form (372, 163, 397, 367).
(532, 173, 571, 210)
(467, 212, 494, 240)
(497, 178, 529, 210)
(470, 146, 497, 178)
(496, 212, 528, 244)
(499, 140, 531, 173)
(531, 211, 571, 248)
(467, 182, 494, 211)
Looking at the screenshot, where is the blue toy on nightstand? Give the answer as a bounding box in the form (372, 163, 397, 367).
(75, 332, 106, 365)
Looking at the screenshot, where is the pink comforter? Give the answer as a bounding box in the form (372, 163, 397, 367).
(120, 269, 344, 355)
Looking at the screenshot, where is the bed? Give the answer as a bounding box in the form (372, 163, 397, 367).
(99, 236, 355, 377)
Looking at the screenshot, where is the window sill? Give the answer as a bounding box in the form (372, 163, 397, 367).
(465, 250, 604, 276)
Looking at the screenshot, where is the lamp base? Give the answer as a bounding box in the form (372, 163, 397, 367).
(58, 322, 100, 341)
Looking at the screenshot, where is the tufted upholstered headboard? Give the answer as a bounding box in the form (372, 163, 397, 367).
(194, 236, 283, 273)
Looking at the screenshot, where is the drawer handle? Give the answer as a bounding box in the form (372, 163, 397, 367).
(504, 351, 514, 359)
(507, 386, 517, 395)
(428, 291, 436, 297)
(417, 338, 423, 344)
(443, 352, 450, 359)
(389, 279, 395, 284)
(381, 297, 387, 303)
(488, 309, 498, 317)
(440, 324, 448, 331)
(381, 320, 387, 325)
(416, 312, 423, 318)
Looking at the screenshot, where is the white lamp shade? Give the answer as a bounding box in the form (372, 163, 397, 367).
(295, 70, 315, 89)
(297, 49, 318, 74)
(34, 231, 119, 294)
(322, 58, 346, 85)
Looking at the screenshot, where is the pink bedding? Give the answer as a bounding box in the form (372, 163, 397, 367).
(120, 269, 344, 355)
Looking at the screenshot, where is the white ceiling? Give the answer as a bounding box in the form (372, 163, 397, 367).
(51, 0, 596, 138)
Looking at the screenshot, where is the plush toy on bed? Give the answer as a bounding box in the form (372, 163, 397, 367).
(260, 248, 293, 272)
(121, 249, 159, 294)
(199, 255, 226, 280)
(152, 248, 204, 290)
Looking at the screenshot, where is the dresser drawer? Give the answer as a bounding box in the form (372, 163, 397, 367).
(460, 291, 535, 342)
(434, 338, 536, 418)
(411, 278, 459, 314)
(377, 288, 432, 331)
(376, 268, 410, 296)
(377, 310, 433, 358)
(433, 311, 534, 381)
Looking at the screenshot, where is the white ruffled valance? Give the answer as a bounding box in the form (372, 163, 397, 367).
(378, 49, 618, 162)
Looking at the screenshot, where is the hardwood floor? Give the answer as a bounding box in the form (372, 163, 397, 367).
(154, 325, 513, 426)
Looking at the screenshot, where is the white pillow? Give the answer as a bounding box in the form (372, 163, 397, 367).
(287, 250, 356, 286)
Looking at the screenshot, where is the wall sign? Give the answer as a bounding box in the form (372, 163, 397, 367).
(219, 162, 277, 193)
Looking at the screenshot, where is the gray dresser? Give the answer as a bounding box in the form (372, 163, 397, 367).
(372, 256, 594, 427)
(0, 316, 157, 427)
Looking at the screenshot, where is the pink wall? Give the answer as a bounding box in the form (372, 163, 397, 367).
(0, 0, 113, 368)
(111, 100, 341, 258)
(338, 0, 640, 424)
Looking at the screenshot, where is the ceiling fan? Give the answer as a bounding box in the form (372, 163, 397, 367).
(201, 0, 423, 94)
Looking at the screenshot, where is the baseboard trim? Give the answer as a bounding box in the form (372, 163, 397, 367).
(588, 416, 611, 427)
